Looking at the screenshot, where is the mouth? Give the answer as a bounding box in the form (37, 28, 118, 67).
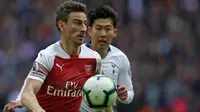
(77, 32, 86, 38)
(98, 40, 107, 44)
(98, 40, 108, 46)
(77, 33, 85, 38)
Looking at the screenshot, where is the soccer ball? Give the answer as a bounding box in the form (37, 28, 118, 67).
(82, 74, 118, 110)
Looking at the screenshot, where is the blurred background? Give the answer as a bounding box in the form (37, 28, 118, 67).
(0, 0, 200, 112)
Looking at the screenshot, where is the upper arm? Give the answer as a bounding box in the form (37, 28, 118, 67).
(27, 50, 54, 82)
(18, 50, 54, 100)
(25, 50, 54, 92)
(23, 78, 43, 94)
(118, 56, 133, 90)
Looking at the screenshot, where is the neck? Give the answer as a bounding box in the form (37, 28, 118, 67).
(91, 42, 108, 59)
(60, 37, 81, 56)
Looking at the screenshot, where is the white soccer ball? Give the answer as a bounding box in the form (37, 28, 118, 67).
(82, 74, 118, 110)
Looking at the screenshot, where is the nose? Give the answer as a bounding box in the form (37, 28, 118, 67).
(100, 29, 106, 37)
(80, 24, 87, 32)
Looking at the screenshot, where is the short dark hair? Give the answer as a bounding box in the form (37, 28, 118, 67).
(88, 5, 118, 28)
(56, 1, 87, 32)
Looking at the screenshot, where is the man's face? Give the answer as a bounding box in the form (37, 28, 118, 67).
(88, 18, 117, 50)
(59, 12, 87, 45)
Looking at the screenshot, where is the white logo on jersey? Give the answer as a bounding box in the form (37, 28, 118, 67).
(111, 62, 116, 74)
(85, 64, 92, 73)
(47, 81, 81, 97)
(56, 63, 64, 71)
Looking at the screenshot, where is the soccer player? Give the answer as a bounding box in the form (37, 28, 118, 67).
(80, 5, 134, 112)
(3, 1, 101, 112)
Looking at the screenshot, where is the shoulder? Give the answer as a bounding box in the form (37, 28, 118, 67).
(109, 45, 129, 64)
(80, 44, 101, 59)
(39, 42, 60, 57)
(35, 42, 59, 71)
(108, 45, 131, 74)
(38, 41, 69, 58)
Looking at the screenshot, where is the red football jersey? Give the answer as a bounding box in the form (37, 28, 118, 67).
(36, 57, 97, 112)
(18, 42, 101, 112)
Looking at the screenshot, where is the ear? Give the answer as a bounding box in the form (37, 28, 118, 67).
(87, 27, 92, 38)
(57, 21, 65, 32)
(113, 28, 118, 38)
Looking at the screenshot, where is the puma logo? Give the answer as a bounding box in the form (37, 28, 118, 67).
(56, 63, 64, 71)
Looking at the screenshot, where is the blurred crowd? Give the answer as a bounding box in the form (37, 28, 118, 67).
(1, 0, 200, 112)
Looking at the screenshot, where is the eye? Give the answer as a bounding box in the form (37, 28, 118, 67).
(84, 21, 87, 26)
(95, 28, 101, 30)
(73, 20, 82, 25)
(106, 28, 111, 31)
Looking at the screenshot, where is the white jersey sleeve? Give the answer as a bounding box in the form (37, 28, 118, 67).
(27, 50, 54, 82)
(118, 56, 134, 104)
(16, 50, 54, 101)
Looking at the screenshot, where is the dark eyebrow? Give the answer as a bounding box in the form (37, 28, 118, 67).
(105, 25, 112, 28)
(73, 19, 87, 24)
(73, 19, 81, 22)
(73, 19, 87, 22)
(96, 24, 112, 28)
